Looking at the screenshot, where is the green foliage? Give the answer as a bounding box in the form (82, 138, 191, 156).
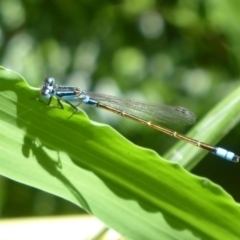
(1, 0, 240, 237)
(1, 67, 240, 239)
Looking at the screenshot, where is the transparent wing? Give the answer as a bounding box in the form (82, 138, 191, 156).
(85, 91, 196, 125)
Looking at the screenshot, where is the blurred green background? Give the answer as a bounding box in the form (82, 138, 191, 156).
(0, 0, 240, 218)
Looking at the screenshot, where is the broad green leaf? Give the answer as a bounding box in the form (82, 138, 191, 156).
(0, 66, 240, 240)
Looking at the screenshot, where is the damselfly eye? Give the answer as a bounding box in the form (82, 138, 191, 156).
(44, 77, 55, 86)
(41, 87, 50, 96)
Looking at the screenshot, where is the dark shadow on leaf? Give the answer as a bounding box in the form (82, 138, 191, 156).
(22, 134, 91, 213)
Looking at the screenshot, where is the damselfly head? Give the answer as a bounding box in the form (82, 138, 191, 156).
(40, 77, 55, 99)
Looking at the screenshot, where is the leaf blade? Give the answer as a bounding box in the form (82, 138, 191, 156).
(0, 66, 240, 239)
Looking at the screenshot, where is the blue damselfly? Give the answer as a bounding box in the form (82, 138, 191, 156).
(40, 77, 239, 162)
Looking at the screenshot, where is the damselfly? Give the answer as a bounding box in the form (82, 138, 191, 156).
(40, 77, 239, 163)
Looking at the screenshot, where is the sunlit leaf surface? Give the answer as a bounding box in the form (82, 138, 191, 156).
(1, 67, 240, 239)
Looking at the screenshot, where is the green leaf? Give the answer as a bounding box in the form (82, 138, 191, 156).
(0, 66, 240, 239)
(164, 82, 240, 169)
